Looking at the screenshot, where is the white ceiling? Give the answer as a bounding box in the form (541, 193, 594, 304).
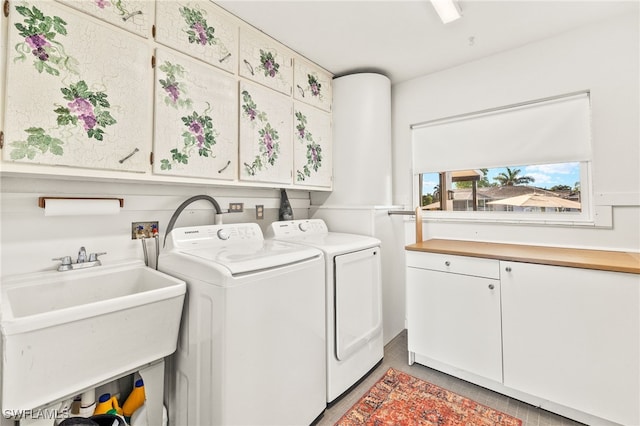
(217, 0, 638, 84)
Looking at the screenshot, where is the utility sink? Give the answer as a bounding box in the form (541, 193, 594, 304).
(1, 260, 186, 413)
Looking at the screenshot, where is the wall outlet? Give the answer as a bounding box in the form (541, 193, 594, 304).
(229, 203, 244, 213)
(131, 221, 159, 239)
(255, 205, 264, 220)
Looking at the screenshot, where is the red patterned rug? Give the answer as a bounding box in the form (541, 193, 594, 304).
(335, 368, 522, 426)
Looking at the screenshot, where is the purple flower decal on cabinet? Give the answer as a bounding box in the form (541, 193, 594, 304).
(9, 79, 118, 160)
(158, 61, 192, 109)
(54, 80, 117, 141)
(93, 0, 141, 21)
(160, 106, 218, 170)
(258, 49, 279, 78)
(295, 111, 322, 181)
(258, 123, 279, 165)
(241, 90, 266, 122)
(307, 74, 321, 97)
(241, 90, 281, 176)
(13, 4, 79, 76)
(180, 6, 216, 46)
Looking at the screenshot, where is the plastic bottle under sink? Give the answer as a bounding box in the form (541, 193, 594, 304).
(123, 379, 146, 422)
(94, 393, 123, 416)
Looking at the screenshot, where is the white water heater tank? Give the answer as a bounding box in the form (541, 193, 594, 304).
(324, 73, 392, 206)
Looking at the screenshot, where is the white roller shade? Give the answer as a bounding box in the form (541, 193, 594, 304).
(412, 93, 591, 172)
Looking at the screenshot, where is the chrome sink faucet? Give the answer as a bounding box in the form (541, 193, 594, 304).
(77, 246, 87, 263)
(53, 247, 106, 272)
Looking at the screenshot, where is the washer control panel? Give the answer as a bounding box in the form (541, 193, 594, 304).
(266, 219, 328, 238)
(166, 223, 263, 249)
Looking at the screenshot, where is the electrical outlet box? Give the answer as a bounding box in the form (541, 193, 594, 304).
(255, 205, 264, 220)
(229, 203, 244, 213)
(131, 221, 159, 239)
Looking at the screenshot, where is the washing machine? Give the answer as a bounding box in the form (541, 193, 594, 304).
(158, 223, 326, 426)
(266, 219, 383, 403)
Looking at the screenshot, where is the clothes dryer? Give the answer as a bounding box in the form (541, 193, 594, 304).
(159, 223, 326, 426)
(266, 219, 383, 403)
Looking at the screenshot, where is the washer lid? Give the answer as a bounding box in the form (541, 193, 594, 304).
(179, 239, 321, 275)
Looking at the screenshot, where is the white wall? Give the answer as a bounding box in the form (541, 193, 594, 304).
(392, 11, 640, 251)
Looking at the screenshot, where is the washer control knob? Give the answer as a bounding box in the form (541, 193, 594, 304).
(298, 222, 309, 232)
(217, 229, 231, 240)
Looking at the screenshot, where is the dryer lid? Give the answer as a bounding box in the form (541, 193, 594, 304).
(274, 233, 380, 256)
(266, 220, 380, 255)
(178, 239, 321, 275)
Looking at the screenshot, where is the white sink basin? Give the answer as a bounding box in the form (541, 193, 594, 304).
(1, 260, 186, 413)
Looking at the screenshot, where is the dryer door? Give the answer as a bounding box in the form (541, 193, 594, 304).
(334, 247, 382, 361)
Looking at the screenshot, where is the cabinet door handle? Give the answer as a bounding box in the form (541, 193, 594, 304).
(445, 261, 451, 266)
(505, 266, 512, 272)
(488, 284, 495, 290)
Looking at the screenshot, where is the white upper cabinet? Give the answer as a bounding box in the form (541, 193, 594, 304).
(153, 48, 237, 180)
(55, 0, 152, 38)
(239, 26, 293, 96)
(293, 102, 332, 188)
(3, 1, 152, 173)
(155, 1, 238, 74)
(239, 82, 293, 184)
(293, 58, 332, 112)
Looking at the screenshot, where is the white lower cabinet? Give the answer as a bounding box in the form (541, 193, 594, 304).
(406, 251, 640, 426)
(406, 252, 503, 383)
(501, 261, 639, 426)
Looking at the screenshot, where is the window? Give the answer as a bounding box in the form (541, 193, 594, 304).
(412, 92, 592, 222)
(420, 163, 583, 215)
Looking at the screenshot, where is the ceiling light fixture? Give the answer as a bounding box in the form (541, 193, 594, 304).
(431, 0, 462, 24)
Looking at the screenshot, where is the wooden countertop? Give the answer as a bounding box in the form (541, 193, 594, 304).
(406, 239, 640, 274)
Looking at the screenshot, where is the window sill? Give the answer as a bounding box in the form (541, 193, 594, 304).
(410, 210, 611, 229)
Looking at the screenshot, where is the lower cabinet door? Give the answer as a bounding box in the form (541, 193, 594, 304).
(501, 261, 640, 426)
(406, 267, 503, 382)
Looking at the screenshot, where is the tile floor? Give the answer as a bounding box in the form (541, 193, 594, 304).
(316, 330, 586, 426)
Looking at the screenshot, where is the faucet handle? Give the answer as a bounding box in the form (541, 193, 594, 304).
(52, 256, 73, 271)
(88, 252, 107, 262)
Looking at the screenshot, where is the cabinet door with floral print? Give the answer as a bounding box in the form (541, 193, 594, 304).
(239, 26, 292, 96)
(55, 0, 151, 38)
(293, 102, 332, 188)
(3, 1, 151, 172)
(239, 82, 292, 184)
(155, 1, 237, 75)
(293, 58, 332, 112)
(153, 48, 237, 180)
